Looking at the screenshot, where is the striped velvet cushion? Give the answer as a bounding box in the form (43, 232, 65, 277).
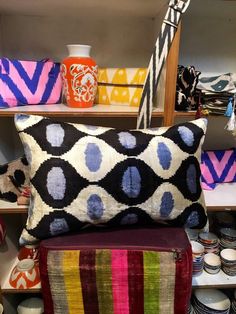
(39, 228, 192, 314)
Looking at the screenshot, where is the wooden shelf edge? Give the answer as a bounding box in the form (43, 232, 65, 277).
(192, 283, 236, 289)
(0, 208, 28, 214)
(0, 103, 164, 118)
(0, 200, 27, 214)
(207, 206, 236, 212)
(1, 288, 41, 294)
(174, 111, 196, 117)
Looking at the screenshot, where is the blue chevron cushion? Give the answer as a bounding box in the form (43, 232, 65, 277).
(15, 114, 208, 244)
(0, 58, 62, 108)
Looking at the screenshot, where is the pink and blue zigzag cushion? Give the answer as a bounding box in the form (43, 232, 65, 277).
(201, 149, 236, 190)
(0, 58, 62, 108)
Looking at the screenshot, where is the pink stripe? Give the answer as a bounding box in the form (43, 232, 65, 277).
(223, 161, 236, 182)
(20, 61, 37, 80)
(200, 163, 214, 183)
(201, 182, 213, 190)
(8, 61, 54, 102)
(112, 250, 129, 314)
(0, 79, 17, 107)
(46, 72, 62, 103)
(208, 151, 233, 178)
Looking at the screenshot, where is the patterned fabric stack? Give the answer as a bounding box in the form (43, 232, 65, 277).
(39, 227, 192, 314)
(197, 73, 236, 115)
(175, 65, 201, 111)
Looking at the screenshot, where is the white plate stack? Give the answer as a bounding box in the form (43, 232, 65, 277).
(192, 289, 230, 314)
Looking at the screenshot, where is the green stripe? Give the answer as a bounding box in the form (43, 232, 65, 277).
(144, 251, 160, 314)
(96, 250, 114, 314)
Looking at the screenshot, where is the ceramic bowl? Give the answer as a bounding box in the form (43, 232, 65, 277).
(204, 253, 221, 274)
(191, 241, 204, 255)
(194, 288, 230, 311)
(220, 228, 236, 242)
(199, 232, 218, 245)
(9, 259, 40, 289)
(220, 248, 236, 263)
(204, 253, 221, 267)
(17, 297, 44, 314)
(18, 244, 39, 262)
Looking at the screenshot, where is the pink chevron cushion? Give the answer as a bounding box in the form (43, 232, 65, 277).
(0, 58, 62, 108)
(201, 149, 236, 190)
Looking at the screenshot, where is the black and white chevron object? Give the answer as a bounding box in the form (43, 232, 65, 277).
(137, 0, 191, 129)
(15, 114, 207, 244)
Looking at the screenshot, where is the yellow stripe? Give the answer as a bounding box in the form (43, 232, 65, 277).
(63, 251, 84, 314)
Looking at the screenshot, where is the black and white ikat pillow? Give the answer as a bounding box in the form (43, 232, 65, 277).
(15, 114, 208, 244)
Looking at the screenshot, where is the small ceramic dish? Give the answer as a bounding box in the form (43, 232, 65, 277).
(199, 232, 218, 245)
(9, 259, 40, 289)
(220, 248, 236, 264)
(204, 253, 221, 274)
(191, 241, 204, 255)
(17, 297, 44, 314)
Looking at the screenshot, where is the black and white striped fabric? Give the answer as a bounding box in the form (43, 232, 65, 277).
(137, 0, 191, 129)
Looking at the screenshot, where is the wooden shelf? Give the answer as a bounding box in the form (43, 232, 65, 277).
(0, 200, 27, 214)
(192, 269, 236, 289)
(203, 183, 236, 212)
(1, 257, 41, 294)
(0, 103, 164, 118)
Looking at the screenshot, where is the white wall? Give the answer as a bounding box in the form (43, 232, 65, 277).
(179, 16, 236, 76)
(179, 0, 236, 76)
(0, 14, 156, 68)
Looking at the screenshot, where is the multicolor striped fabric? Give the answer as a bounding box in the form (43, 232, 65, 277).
(201, 149, 236, 190)
(42, 249, 178, 314)
(0, 58, 62, 108)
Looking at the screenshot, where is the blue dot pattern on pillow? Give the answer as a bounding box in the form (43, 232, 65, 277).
(15, 114, 208, 244)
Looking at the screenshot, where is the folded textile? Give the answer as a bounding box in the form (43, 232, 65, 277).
(197, 73, 236, 93)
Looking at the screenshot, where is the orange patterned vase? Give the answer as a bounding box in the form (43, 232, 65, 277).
(61, 44, 98, 108)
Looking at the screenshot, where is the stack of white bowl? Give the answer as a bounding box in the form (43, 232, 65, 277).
(220, 228, 236, 250)
(204, 253, 221, 274)
(192, 289, 231, 314)
(198, 232, 220, 255)
(220, 248, 236, 276)
(191, 241, 205, 276)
